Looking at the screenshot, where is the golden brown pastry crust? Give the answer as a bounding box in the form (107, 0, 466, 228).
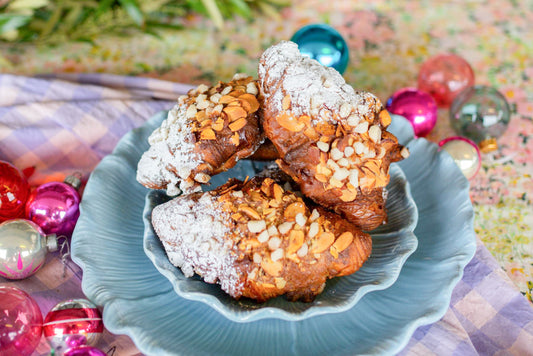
(151, 176, 372, 302)
(137, 74, 263, 195)
(258, 41, 408, 230)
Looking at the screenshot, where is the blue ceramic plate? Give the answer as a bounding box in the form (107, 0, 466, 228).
(72, 113, 476, 355)
(143, 161, 417, 322)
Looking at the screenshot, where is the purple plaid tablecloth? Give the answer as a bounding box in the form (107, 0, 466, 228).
(1, 74, 532, 355)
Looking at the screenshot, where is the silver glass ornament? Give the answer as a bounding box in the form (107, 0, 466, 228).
(0, 219, 58, 279)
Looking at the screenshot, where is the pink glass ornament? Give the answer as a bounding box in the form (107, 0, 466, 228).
(439, 136, 481, 180)
(0, 160, 30, 222)
(385, 88, 438, 137)
(25, 174, 81, 236)
(0, 219, 58, 279)
(44, 298, 103, 354)
(418, 53, 475, 107)
(64, 345, 107, 356)
(0, 286, 43, 356)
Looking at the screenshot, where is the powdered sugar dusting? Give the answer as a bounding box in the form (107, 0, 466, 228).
(151, 192, 244, 297)
(137, 104, 201, 196)
(259, 41, 382, 124)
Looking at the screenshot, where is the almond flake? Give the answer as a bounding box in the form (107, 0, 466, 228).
(317, 141, 329, 152)
(401, 147, 410, 158)
(337, 158, 350, 167)
(368, 125, 382, 143)
(333, 168, 350, 181)
(248, 220, 266, 233)
(282, 94, 291, 110)
(267, 224, 279, 236)
(344, 146, 355, 157)
(354, 121, 369, 134)
(309, 209, 320, 222)
(194, 173, 210, 183)
(268, 237, 281, 250)
(308, 222, 319, 238)
(295, 213, 307, 227)
(271, 248, 284, 262)
(354, 142, 365, 155)
(330, 148, 343, 161)
(210, 93, 222, 103)
(297, 243, 308, 257)
(347, 114, 360, 127)
(221, 86, 232, 95)
(257, 229, 270, 243)
(197, 84, 209, 93)
(339, 102, 353, 118)
(200, 128, 216, 140)
(185, 104, 197, 119)
(246, 82, 258, 95)
(278, 221, 294, 235)
(229, 118, 247, 132)
(349, 170, 359, 187)
(253, 252, 263, 263)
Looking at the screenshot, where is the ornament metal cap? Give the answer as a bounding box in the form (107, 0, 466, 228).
(46, 234, 58, 252)
(64, 172, 82, 190)
(479, 138, 498, 153)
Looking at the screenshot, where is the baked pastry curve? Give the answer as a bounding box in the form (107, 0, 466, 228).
(151, 176, 372, 302)
(258, 41, 409, 231)
(137, 73, 263, 195)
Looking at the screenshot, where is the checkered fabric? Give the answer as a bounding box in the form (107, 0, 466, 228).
(1, 74, 532, 355)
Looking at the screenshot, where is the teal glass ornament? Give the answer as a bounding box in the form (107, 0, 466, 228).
(291, 24, 349, 74)
(450, 85, 511, 152)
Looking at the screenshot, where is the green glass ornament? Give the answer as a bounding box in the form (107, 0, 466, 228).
(449, 85, 510, 152)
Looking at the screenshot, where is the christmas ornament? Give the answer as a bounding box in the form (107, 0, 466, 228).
(385, 87, 438, 137)
(63, 345, 107, 356)
(291, 23, 349, 74)
(43, 298, 103, 354)
(449, 85, 511, 153)
(0, 219, 58, 279)
(0, 160, 30, 222)
(25, 173, 82, 236)
(418, 53, 475, 107)
(439, 137, 481, 180)
(0, 286, 43, 356)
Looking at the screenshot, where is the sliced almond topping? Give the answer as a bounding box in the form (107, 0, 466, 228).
(253, 252, 263, 264)
(275, 277, 287, 289)
(284, 201, 306, 221)
(354, 121, 369, 134)
(315, 174, 329, 183)
(185, 104, 197, 119)
(196, 84, 209, 93)
(200, 128, 216, 140)
(311, 232, 335, 254)
(276, 112, 305, 132)
(219, 94, 237, 104)
(239, 205, 261, 220)
(224, 106, 247, 121)
(333, 168, 350, 181)
(248, 220, 266, 233)
(261, 259, 282, 276)
(354, 142, 365, 155)
(337, 158, 350, 167)
(333, 231, 354, 253)
(229, 117, 248, 132)
(344, 146, 355, 157)
(230, 132, 240, 146)
(194, 173, 210, 183)
(368, 125, 382, 143)
(272, 183, 284, 202)
(297, 243, 308, 257)
(239, 93, 260, 113)
(315, 121, 336, 136)
(257, 229, 270, 243)
(379, 109, 392, 127)
(308, 222, 319, 238)
(347, 114, 360, 127)
(278, 221, 294, 235)
(267, 224, 279, 236)
(210, 93, 222, 103)
(339, 102, 353, 119)
(309, 209, 320, 222)
(340, 189, 357, 202)
(246, 82, 258, 95)
(317, 141, 330, 152)
(221, 86, 232, 95)
(295, 213, 307, 227)
(329, 176, 344, 188)
(349, 169, 359, 187)
(211, 118, 224, 131)
(316, 164, 333, 177)
(268, 237, 282, 250)
(282, 94, 291, 110)
(271, 248, 284, 262)
(287, 230, 305, 255)
(330, 147, 343, 161)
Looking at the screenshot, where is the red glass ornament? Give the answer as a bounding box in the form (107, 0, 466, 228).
(418, 53, 475, 108)
(0, 286, 43, 356)
(0, 161, 30, 222)
(64, 345, 107, 356)
(386, 87, 438, 137)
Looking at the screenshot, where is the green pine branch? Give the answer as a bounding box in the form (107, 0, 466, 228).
(0, 0, 290, 45)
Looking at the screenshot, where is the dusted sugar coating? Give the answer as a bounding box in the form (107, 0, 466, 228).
(137, 74, 264, 195)
(151, 176, 372, 302)
(258, 41, 409, 230)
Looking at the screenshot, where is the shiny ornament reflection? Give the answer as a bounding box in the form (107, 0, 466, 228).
(0, 160, 30, 222)
(439, 137, 481, 179)
(291, 24, 349, 74)
(64, 345, 107, 356)
(450, 85, 511, 152)
(418, 53, 475, 107)
(25, 174, 81, 236)
(386, 88, 438, 137)
(0, 286, 43, 356)
(44, 298, 103, 354)
(0, 219, 58, 279)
